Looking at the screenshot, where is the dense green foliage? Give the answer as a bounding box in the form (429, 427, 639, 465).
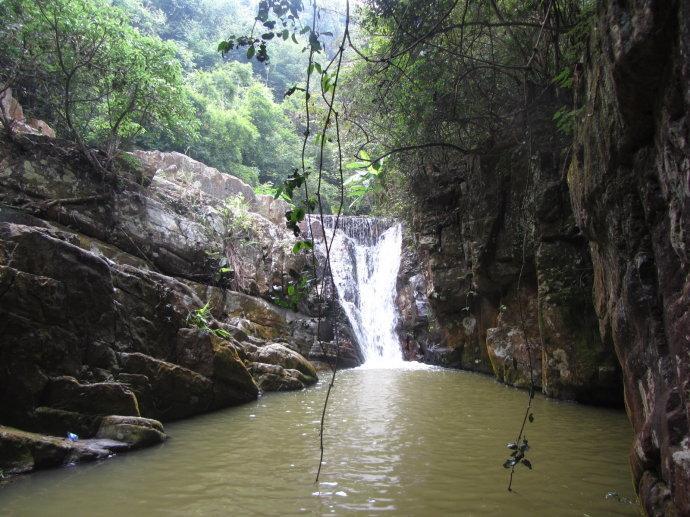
(0, 0, 316, 188)
(338, 0, 595, 215)
(0, 0, 191, 163)
(0, 0, 594, 211)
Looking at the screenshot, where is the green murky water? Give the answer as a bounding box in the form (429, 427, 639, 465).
(0, 367, 637, 516)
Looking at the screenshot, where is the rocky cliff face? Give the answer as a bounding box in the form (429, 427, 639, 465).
(568, 1, 689, 514)
(399, 140, 622, 406)
(396, 0, 690, 512)
(0, 125, 329, 475)
(0, 89, 56, 139)
(395, 225, 435, 362)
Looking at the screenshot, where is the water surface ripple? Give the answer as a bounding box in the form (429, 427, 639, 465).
(0, 368, 636, 516)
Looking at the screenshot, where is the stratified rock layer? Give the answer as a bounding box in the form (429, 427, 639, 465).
(568, 1, 690, 514)
(0, 132, 327, 476)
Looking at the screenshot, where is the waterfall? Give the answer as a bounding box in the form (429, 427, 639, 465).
(313, 215, 406, 368)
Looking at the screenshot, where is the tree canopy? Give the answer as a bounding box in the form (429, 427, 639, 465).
(0, 0, 596, 211)
(0, 0, 318, 188)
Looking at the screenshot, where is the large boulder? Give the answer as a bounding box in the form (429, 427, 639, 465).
(43, 377, 140, 417)
(174, 329, 261, 401)
(308, 337, 362, 369)
(29, 407, 102, 438)
(252, 343, 318, 383)
(247, 362, 309, 392)
(133, 150, 256, 205)
(0, 89, 55, 137)
(0, 89, 24, 121)
(133, 150, 292, 227)
(119, 352, 242, 421)
(222, 290, 318, 357)
(0, 425, 131, 476)
(95, 416, 166, 448)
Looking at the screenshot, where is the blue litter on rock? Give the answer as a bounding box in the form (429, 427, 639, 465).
(66, 432, 79, 442)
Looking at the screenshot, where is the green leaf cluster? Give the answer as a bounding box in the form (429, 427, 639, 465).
(1, 0, 193, 157)
(186, 301, 231, 339)
(270, 267, 315, 311)
(343, 150, 383, 210)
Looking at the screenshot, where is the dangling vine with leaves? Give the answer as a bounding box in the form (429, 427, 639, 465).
(222, 0, 595, 490)
(221, 0, 357, 483)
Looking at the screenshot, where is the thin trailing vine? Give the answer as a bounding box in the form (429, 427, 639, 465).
(221, 0, 351, 484)
(502, 3, 556, 484)
(221, 0, 582, 492)
(503, 230, 536, 490)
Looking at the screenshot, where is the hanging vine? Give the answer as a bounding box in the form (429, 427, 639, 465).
(220, 0, 353, 483)
(221, 0, 592, 490)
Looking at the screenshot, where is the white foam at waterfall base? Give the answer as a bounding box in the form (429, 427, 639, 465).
(320, 217, 430, 370)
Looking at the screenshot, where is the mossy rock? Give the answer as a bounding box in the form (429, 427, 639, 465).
(96, 416, 166, 448)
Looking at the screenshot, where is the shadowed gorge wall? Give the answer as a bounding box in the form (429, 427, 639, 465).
(395, 0, 690, 512)
(568, 0, 690, 514)
(396, 132, 622, 407)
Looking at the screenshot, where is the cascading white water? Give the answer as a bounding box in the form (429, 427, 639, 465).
(314, 215, 406, 368)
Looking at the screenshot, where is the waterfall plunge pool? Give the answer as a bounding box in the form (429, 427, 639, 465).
(1, 216, 635, 514)
(0, 366, 636, 516)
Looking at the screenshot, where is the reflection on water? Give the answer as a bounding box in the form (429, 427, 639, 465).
(0, 368, 636, 516)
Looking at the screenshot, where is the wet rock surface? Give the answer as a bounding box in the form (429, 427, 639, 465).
(0, 425, 147, 476)
(95, 416, 167, 448)
(395, 225, 434, 362)
(568, 1, 690, 513)
(397, 143, 621, 403)
(0, 127, 330, 476)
